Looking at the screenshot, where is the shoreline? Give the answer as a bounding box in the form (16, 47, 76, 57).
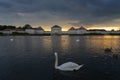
(0, 34, 120, 36)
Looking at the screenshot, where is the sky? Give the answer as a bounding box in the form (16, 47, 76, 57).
(0, 0, 120, 31)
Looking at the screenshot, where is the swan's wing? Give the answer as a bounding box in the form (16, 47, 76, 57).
(58, 62, 80, 70)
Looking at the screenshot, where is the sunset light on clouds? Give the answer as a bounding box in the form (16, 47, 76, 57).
(0, 0, 120, 31)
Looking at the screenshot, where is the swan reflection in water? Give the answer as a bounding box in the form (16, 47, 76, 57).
(53, 69, 84, 80)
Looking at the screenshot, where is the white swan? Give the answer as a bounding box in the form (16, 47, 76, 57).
(76, 39, 80, 42)
(10, 38, 14, 42)
(54, 52, 84, 71)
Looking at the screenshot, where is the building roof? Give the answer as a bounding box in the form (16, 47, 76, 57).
(4, 29, 10, 31)
(15, 29, 24, 31)
(26, 27, 44, 30)
(88, 29, 106, 31)
(68, 27, 76, 30)
(78, 26, 87, 30)
(52, 25, 61, 28)
(4, 29, 15, 31)
(35, 27, 44, 30)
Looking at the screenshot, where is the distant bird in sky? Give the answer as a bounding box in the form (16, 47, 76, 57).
(54, 52, 83, 71)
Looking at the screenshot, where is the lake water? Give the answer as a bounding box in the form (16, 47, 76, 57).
(0, 35, 120, 80)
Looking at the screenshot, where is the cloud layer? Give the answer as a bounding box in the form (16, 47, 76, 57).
(0, 0, 120, 28)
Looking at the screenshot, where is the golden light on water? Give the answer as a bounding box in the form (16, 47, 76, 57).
(85, 35, 120, 55)
(60, 36, 70, 52)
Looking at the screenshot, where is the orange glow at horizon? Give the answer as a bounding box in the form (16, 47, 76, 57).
(35, 25, 120, 31)
(87, 27, 119, 31)
(44, 27, 119, 31)
(42, 26, 70, 31)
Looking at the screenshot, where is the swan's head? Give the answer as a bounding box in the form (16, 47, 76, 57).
(54, 52, 58, 56)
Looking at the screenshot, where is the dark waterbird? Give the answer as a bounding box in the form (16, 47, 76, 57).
(112, 54, 119, 59)
(104, 47, 112, 52)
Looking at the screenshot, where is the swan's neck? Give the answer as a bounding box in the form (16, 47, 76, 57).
(55, 54, 58, 69)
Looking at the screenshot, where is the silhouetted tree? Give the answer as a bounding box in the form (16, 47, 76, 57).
(0, 25, 16, 30)
(0, 25, 5, 30)
(111, 29, 115, 31)
(7, 25, 16, 29)
(23, 24, 32, 29)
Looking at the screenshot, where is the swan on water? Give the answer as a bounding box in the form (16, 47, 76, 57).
(10, 38, 14, 42)
(54, 52, 84, 71)
(76, 39, 80, 42)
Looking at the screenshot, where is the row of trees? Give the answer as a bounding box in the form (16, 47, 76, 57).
(0, 24, 32, 30)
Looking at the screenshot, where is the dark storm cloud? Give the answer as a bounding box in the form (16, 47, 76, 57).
(0, 1, 12, 13)
(0, 0, 120, 26)
(0, 1, 11, 8)
(67, 0, 120, 26)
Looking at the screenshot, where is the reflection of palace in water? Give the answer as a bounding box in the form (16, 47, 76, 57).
(51, 36, 70, 53)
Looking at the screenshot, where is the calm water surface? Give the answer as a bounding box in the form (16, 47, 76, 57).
(0, 35, 120, 80)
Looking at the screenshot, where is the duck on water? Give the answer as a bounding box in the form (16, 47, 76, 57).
(104, 47, 112, 52)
